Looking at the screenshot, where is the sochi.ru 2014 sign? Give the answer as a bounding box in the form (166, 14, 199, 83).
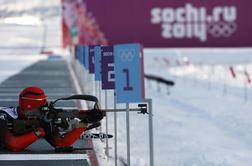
(79, 0, 252, 47)
(151, 3, 236, 42)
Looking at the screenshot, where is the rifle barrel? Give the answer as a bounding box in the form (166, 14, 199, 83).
(101, 108, 141, 112)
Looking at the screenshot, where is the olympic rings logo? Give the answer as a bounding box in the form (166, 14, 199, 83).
(207, 21, 237, 38)
(119, 49, 136, 62)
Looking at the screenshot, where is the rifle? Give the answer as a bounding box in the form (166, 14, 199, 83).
(12, 95, 105, 135)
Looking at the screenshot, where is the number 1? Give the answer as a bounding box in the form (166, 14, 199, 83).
(123, 68, 133, 91)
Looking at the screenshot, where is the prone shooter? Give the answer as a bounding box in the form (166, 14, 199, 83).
(0, 86, 105, 152)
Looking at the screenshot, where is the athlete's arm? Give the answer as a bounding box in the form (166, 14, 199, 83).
(46, 127, 86, 148)
(0, 114, 45, 152)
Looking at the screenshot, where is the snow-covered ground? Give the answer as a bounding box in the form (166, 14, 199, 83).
(0, 55, 47, 83)
(0, 0, 60, 19)
(0, 0, 61, 55)
(1, 1, 252, 166)
(144, 49, 252, 166)
(94, 48, 252, 166)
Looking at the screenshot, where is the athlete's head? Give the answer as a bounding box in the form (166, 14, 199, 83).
(18, 86, 48, 118)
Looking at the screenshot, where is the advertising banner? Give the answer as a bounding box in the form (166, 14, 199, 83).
(82, 0, 252, 47)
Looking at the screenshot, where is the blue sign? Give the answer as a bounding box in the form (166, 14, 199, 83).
(80, 45, 85, 65)
(94, 46, 101, 81)
(114, 43, 144, 103)
(76, 45, 80, 62)
(89, 46, 95, 74)
(74, 45, 78, 60)
(84, 46, 89, 70)
(101, 46, 115, 89)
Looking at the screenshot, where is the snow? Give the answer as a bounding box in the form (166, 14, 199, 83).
(0, 0, 61, 56)
(0, 55, 47, 83)
(0, 0, 60, 19)
(96, 49, 252, 166)
(1, 1, 252, 166)
(2, 16, 42, 26)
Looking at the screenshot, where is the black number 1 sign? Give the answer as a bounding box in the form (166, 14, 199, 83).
(123, 68, 133, 91)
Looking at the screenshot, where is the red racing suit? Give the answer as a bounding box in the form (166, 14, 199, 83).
(0, 107, 85, 152)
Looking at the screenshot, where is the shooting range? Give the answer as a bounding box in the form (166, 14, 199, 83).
(1, 0, 252, 166)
